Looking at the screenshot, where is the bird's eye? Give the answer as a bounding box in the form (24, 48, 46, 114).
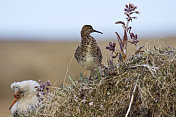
(15, 93, 21, 98)
(16, 94, 20, 97)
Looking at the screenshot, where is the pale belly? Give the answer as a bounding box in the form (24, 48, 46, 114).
(79, 45, 98, 70)
(82, 56, 96, 70)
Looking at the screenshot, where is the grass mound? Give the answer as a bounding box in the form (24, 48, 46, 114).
(34, 47, 176, 117)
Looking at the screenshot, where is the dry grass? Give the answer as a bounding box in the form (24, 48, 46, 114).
(0, 37, 176, 116)
(29, 45, 176, 117)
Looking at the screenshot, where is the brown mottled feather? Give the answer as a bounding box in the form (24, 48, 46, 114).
(74, 25, 102, 70)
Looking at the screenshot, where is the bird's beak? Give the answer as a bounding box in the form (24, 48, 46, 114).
(9, 92, 20, 110)
(93, 30, 103, 34)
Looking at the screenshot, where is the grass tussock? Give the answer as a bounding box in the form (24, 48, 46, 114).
(32, 46, 176, 117)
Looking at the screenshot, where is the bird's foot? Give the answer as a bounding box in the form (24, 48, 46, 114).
(84, 69, 88, 77)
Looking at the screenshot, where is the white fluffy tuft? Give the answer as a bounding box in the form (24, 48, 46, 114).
(11, 80, 39, 93)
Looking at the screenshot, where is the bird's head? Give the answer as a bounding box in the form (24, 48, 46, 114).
(9, 80, 39, 110)
(81, 25, 103, 36)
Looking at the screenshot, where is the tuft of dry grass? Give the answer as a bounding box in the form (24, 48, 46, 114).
(29, 46, 176, 117)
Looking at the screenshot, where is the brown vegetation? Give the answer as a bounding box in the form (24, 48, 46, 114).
(0, 37, 175, 116)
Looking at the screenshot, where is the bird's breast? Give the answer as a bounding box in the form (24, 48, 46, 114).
(11, 95, 39, 116)
(82, 45, 95, 69)
(80, 56, 95, 70)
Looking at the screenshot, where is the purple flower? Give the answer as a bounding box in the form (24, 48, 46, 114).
(114, 3, 140, 61)
(106, 42, 116, 52)
(35, 80, 52, 101)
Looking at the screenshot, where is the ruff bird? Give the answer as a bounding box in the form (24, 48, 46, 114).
(74, 25, 103, 75)
(9, 80, 40, 117)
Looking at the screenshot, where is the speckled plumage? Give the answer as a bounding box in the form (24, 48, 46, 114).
(74, 25, 103, 71)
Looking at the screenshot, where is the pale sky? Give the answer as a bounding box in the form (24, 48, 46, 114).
(0, 0, 175, 40)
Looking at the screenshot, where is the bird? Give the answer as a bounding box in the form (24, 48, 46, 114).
(9, 80, 40, 117)
(74, 25, 103, 76)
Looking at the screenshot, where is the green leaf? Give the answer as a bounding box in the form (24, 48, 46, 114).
(68, 75, 76, 86)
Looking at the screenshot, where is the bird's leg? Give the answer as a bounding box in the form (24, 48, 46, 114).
(84, 69, 88, 77)
(90, 70, 95, 78)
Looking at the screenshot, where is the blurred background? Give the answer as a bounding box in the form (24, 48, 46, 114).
(0, 0, 176, 116)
